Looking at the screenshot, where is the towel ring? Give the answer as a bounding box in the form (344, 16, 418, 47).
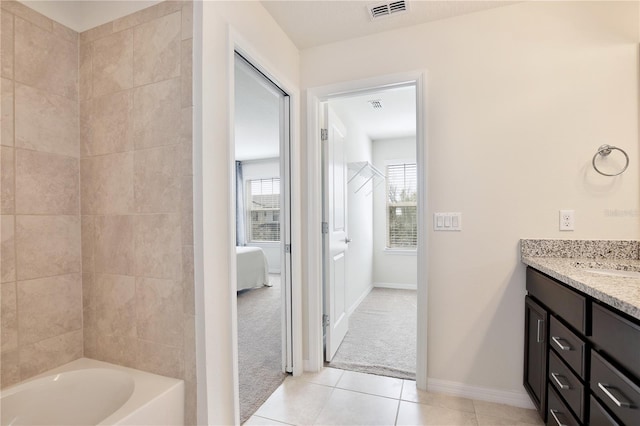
(592, 144, 629, 177)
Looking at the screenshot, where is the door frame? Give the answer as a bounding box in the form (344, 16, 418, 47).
(306, 71, 429, 389)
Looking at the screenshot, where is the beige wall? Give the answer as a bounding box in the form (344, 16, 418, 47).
(78, 1, 195, 424)
(1, 0, 82, 388)
(301, 0, 639, 395)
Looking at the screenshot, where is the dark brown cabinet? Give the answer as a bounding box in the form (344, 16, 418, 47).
(524, 267, 640, 425)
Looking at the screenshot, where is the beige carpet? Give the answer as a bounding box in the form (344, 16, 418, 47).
(328, 287, 417, 380)
(237, 274, 286, 423)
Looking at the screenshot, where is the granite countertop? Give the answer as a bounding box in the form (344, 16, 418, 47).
(521, 239, 640, 321)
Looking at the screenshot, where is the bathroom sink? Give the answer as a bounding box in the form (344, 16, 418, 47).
(573, 261, 640, 278)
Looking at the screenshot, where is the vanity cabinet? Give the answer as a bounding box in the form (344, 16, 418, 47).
(524, 267, 640, 425)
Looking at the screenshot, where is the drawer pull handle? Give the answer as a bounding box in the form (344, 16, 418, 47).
(551, 372, 570, 390)
(536, 319, 544, 343)
(598, 383, 633, 408)
(551, 336, 571, 351)
(549, 409, 568, 426)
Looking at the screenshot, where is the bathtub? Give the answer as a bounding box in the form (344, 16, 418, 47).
(1, 358, 184, 426)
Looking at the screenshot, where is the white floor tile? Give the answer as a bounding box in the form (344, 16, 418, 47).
(314, 388, 400, 426)
(335, 370, 403, 399)
(294, 366, 344, 387)
(473, 400, 542, 424)
(255, 378, 334, 425)
(396, 400, 478, 425)
(476, 413, 544, 425)
(243, 415, 294, 425)
(401, 380, 476, 413)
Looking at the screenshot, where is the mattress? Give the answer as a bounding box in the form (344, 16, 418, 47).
(236, 246, 270, 291)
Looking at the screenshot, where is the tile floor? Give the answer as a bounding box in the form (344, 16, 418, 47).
(245, 368, 544, 425)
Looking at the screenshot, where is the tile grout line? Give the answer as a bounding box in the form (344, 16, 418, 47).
(394, 380, 404, 425)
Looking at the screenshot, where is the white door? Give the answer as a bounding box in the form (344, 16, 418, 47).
(323, 105, 349, 362)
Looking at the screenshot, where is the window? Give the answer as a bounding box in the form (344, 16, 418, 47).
(247, 178, 280, 242)
(386, 163, 417, 248)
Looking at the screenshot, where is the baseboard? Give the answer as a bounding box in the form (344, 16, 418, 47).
(347, 285, 373, 316)
(427, 378, 535, 410)
(373, 282, 417, 290)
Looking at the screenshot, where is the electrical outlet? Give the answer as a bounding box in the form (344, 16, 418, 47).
(559, 210, 575, 231)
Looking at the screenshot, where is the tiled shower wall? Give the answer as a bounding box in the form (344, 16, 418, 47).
(1, 0, 82, 387)
(1, 0, 195, 423)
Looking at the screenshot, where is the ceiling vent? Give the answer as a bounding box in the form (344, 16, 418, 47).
(368, 1, 409, 20)
(368, 99, 383, 109)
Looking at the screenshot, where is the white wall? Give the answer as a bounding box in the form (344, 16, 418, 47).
(372, 138, 417, 288)
(330, 105, 375, 313)
(301, 1, 639, 397)
(196, 1, 299, 423)
(242, 158, 281, 273)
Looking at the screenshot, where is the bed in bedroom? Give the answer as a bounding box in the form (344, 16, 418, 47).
(236, 246, 271, 291)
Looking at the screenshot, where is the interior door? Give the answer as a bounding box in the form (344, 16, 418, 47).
(323, 105, 349, 361)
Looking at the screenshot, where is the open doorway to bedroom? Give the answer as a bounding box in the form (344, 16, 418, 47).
(233, 52, 293, 423)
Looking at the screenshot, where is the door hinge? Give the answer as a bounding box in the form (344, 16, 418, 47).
(321, 128, 328, 141)
(322, 314, 329, 327)
(285, 244, 291, 253)
(322, 222, 328, 234)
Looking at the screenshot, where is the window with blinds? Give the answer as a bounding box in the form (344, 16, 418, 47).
(386, 163, 417, 248)
(247, 178, 280, 242)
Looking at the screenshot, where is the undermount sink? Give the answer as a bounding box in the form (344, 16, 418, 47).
(573, 261, 640, 279)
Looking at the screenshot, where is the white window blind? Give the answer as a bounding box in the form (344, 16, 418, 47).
(248, 178, 280, 242)
(386, 163, 417, 248)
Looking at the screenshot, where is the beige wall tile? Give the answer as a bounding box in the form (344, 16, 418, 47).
(93, 29, 133, 97)
(1, 78, 14, 147)
(95, 334, 137, 368)
(133, 11, 181, 86)
(1, 146, 14, 214)
(80, 152, 134, 214)
(81, 215, 95, 273)
(1, 12, 14, 79)
(1, 1, 52, 32)
(134, 145, 180, 213)
(134, 214, 181, 279)
(137, 339, 183, 378)
(83, 303, 97, 358)
(1, 282, 18, 353)
(82, 90, 134, 157)
(95, 273, 136, 338)
(133, 78, 181, 149)
(19, 329, 83, 380)
(181, 38, 192, 107)
(94, 215, 135, 275)
(181, 175, 193, 245)
(79, 21, 113, 44)
(15, 149, 79, 215)
(15, 215, 81, 280)
(181, 2, 193, 41)
(82, 272, 95, 311)
(182, 245, 194, 316)
(185, 379, 197, 426)
(113, 1, 182, 34)
(15, 84, 79, 157)
(14, 18, 77, 100)
(181, 107, 193, 176)
(136, 277, 183, 347)
(79, 40, 93, 101)
(17, 273, 82, 345)
(52, 21, 77, 44)
(1, 215, 15, 283)
(1, 350, 20, 388)
(184, 314, 195, 382)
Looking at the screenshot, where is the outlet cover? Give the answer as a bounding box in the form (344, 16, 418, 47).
(559, 210, 575, 231)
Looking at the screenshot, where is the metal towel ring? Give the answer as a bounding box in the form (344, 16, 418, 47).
(592, 144, 629, 177)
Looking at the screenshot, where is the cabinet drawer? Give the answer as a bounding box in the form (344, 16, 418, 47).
(592, 302, 640, 379)
(591, 350, 640, 426)
(547, 385, 580, 426)
(590, 395, 620, 426)
(549, 315, 586, 379)
(526, 268, 586, 334)
(548, 350, 585, 422)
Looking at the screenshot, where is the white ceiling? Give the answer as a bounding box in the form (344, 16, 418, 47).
(261, 0, 517, 49)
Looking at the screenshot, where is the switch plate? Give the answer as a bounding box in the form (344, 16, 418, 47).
(434, 212, 462, 231)
(559, 210, 574, 231)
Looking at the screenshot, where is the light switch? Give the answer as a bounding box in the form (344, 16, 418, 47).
(434, 212, 462, 231)
(452, 215, 459, 228)
(437, 215, 444, 227)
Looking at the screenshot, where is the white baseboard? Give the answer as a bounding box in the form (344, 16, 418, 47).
(427, 378, 535, 410)
(347, 285, 373, 316)
(373, 282, 417, 290)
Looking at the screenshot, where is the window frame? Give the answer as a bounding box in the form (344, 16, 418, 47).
(246, 177, 281, 243)
(384, 160, 418, 251)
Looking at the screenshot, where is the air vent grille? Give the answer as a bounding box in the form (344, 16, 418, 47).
(368, 1, 409, 20)
(368, 99, 383, 109)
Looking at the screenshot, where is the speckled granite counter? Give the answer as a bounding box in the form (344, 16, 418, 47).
(521, 239, 640, 321)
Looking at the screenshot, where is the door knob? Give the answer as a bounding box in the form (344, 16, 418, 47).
(345, 237, 352, 243)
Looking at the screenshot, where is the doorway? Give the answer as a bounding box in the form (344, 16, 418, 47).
(306, 72, 428, 389)
(233, 52, 293, 422)
(322, 85, 418, 379)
